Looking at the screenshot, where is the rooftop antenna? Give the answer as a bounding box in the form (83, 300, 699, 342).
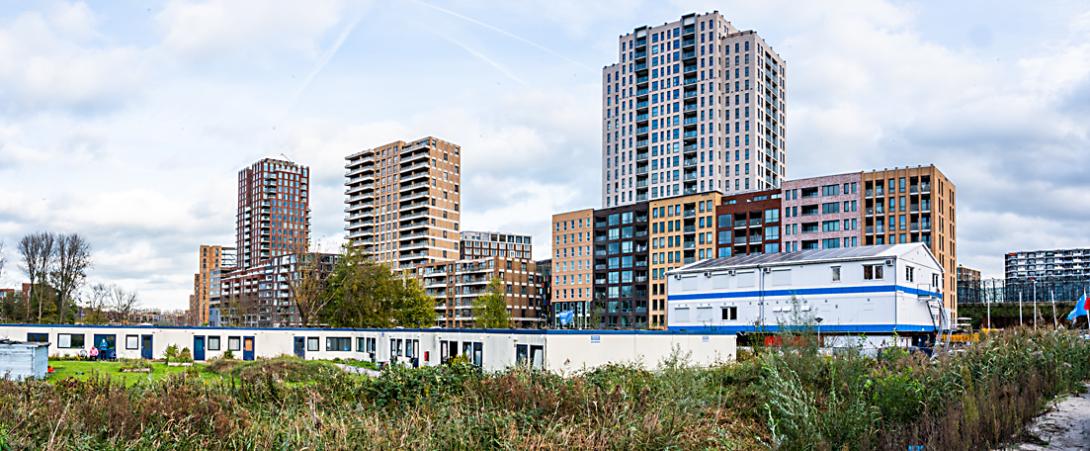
(279, 153, 294, 163)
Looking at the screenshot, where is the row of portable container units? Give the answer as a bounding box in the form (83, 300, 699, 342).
(0, 325, 736, 373)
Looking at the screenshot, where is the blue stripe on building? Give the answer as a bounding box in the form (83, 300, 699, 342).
(667, 324, 938, 334)
(667, 284, 942, 302)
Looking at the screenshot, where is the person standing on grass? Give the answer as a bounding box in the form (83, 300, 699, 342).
(89, 345, 99, 361)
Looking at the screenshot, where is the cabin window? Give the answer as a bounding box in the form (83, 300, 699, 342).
(58, 333, 85, 349)
(863, 264, 884, 280)
(831, 266, 841, 282)
(306, 337, 319, 352)
(26, 333, 48, 343)
(905, 266, 915, 283)
(125, 335, 139, 350)
(721, 306, 738, 320)
(207, 336, 221, 351)
(228, 336, 241, 351)
(326, 337, 351, 352)
(932, 274, 940, 290)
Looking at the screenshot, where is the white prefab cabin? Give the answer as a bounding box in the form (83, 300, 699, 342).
(0, 325, 735, 375)
(666, 244, 950, 342)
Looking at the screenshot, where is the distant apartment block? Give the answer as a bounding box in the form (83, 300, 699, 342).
(414, 257, 545, 328)
(862, 165, 956, 312)
(649, 192, 722, 328)
(593, 202, 650, 328)
(781, 173, 860, 252)
(714, 189, 781, 258)
(236, 158, 310, 269)
(1004, 249, 1090, 303)
(345, 137, 461, 270)
(188, 245, 236, 325)
(218, 252, 337, 328)
(957, 265, 981, 283)
(603, 11, 787, 207)
(460, 231, 532, 260)
(551, 209, 595, 327)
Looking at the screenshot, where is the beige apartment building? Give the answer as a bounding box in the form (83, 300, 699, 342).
(862, 165, 957, 314)
(345, 137, 461, 270)
(649, 192, 722, 328)
(603, 11, 787, 208)
(188, 245, 235, 325)
(550, 209, 594, 327)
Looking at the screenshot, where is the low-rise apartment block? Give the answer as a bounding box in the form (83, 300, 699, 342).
(415, 257, 545, 329)
(781, 173, 860, 252)
(862, 165, 956, 312)
(460, 231, 532, 260)
(649, 192, 722, 328)
(551, 209, 595, 327)
(592, 203, 650, 329)
(217, 253, 338, 328)
(715, 189, 782, 258)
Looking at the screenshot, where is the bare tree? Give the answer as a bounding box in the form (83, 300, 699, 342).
(82, 282, 110, 324)
(50, 234, 92, 323)
(288, 251, 333, 327)
(19, 232, 55, 322)
(109, 285, 139, 324)
(0, 240, 6, 280)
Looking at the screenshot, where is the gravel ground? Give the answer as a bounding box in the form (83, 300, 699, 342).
(1008, 384, 1090, 450)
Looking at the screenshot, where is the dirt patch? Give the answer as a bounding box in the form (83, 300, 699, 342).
(1008, 384, 1090, 450)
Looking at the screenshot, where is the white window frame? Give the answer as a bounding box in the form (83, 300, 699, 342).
(125, 335, 139, 350)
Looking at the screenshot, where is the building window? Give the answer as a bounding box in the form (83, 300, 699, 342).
(307, 337, 320, 351)
(863, 264, 885, 280)
(208, 336, 222, 351)
(326, 337, 352, 352)
(228, 336, 241, 351)
(125, 335, 139, 350)
(831, 266, 841, 282)
(905, 266, 915, 283)
(721, 306, 738, 320)
(26, 333, 48, 343)
(58, 333, 85, 349)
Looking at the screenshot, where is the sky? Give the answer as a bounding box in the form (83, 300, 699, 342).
(1, 0, 1089, 311)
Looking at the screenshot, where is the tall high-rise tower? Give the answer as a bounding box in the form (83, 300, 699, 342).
(236, 158, 310, 269)
(602, 11, 786, 207)
(345, 136, 461, 270)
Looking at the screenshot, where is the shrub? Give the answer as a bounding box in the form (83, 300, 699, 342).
(164, 344, 179, 363)
(178, 347, 193, 363)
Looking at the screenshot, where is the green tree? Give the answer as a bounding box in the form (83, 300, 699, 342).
(322, 245, 401, 328)
(394, 278, 436, 328)
(473, 277, 510, 329)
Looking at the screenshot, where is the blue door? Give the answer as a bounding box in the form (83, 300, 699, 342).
(193, 336, 206, 361)
(140, 335, 153, 359)
(293, 337, 305, 358)
(243, 336, 255, 361)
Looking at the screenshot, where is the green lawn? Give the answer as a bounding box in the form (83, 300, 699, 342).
(48, 360, 223, 386)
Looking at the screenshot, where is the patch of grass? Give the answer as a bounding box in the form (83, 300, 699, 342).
(48, 360, 222, 386)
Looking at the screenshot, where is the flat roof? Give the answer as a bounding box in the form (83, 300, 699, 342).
(0, 323, 734, 336)
(673, 244, 925, 273)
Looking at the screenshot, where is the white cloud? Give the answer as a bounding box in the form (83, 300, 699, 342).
(0, 4, 144, 113)
(156, 0, 356, 59)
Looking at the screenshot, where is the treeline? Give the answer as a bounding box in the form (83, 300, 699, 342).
(0, 232, 143, 325)
(287, 245, 511, 329)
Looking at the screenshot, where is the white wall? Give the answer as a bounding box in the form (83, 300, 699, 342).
(0, 325, 734, 374)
